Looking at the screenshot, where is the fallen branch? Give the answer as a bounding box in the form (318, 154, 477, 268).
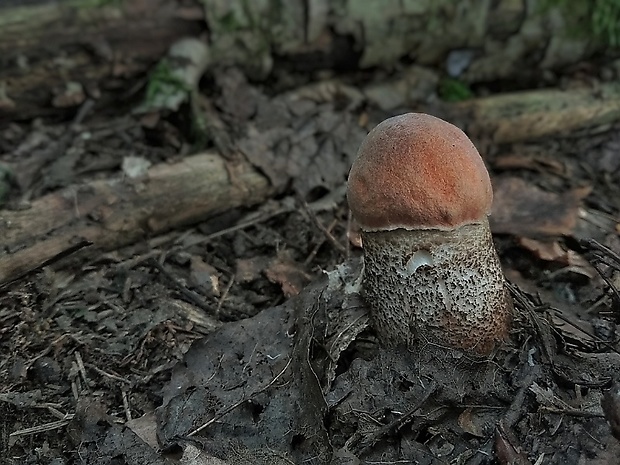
(450, 82, 620, 143)
(0, 153, 273, 285)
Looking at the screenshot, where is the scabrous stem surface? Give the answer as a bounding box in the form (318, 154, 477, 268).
(361, 219, 512, 355)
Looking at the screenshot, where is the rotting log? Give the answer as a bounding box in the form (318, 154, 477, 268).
(443, 82, 620, 144)
(0, 153, 274, 285)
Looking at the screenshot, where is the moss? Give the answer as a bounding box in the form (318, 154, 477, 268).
(438, 77, 474, 102)
(144, 59, 191, 105)
(542, 0, 620, 47)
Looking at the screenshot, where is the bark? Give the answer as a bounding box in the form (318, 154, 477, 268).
(0, 153, 273, 285)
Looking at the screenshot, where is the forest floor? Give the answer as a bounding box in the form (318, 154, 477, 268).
(1, 62, 620, 465)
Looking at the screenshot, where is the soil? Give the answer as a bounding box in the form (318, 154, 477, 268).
(1, 63, 619, 465)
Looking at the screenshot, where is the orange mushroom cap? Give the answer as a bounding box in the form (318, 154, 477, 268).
(347, 113, 493, 231)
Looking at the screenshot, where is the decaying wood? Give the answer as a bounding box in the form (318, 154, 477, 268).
(446, 82, 620, 144)
(0, 153, 273, 285)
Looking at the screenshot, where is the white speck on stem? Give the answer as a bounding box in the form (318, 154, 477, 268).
(406, 250, 434, 275)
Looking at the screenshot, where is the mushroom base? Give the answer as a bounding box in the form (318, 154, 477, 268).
(361, 220, 512, 355)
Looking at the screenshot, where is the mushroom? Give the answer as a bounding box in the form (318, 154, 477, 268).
(347, 113, 512, 355)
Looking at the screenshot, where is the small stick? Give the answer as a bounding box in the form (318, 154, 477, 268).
(539, 406, 605, 418)
(71, 379, 79, 402)
(37, 404, 70, 421)
(178, 208, 292, 250)
(84, 362, 131, 384)
(304, 219, 338, 265)
(75, 351, 90, 389)
(296, 192, 346, 256)
(215, 274, 235, 314)
(10, 418, 74, 438)
(551, 310, 620, 355)
(579, 238, 620, 308)
(352, 381, 437, 456)
(121, 388, 132, 421)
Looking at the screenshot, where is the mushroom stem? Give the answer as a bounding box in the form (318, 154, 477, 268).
(361, 219, 512, 355)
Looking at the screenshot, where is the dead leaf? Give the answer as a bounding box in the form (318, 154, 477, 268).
(491, 177, 591, 236)
(180, 443, 229, 464)
(0, 390, 42, 409)
(458, 407, 495, 437)
(495, 426, 532, 465)
(549, 308, 600, 345)
(575, 208, 620, 241)
(190, 256, 220, 296)
(0, 81, 15, 110)
(286, 80, 364, 105)
(44, 148, 82, 189)
(586, 441, 620, 465)
(237, 125, 294, 190)
(518, 237, 597, 278)
(236, 256, 271, 283)
(221, 70, 365, 196)
(139, 112, 161, 129)
(215, 67, 261, 122)
(519, 238, 565, 261)
(126, 413, 160, 451)
(347, 220, 363, 248)
(264, 255, 313, 297)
